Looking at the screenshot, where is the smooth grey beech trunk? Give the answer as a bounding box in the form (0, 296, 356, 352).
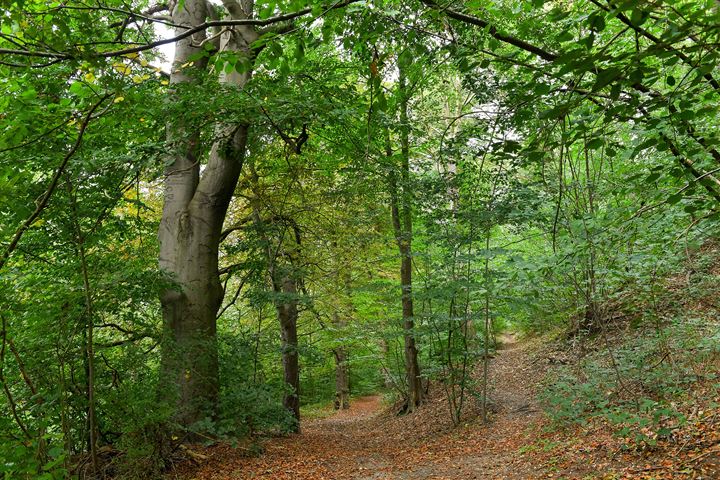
(159, 0, 257, 428)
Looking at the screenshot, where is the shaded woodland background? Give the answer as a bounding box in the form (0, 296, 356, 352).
(0, 0, 719, 478)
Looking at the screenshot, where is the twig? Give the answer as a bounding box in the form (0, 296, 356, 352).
(0, 315, 31, 438)
(0, 93, 112, 271)
(0, 0, 361, 60)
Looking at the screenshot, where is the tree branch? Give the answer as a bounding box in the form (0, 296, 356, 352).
(0, 93, 112, 271)
(0, 315, 30, 439)
(419, 0, 557, 61)
(0, 0, 361, 61)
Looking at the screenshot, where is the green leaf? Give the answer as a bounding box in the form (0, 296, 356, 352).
(592, 67, 622, 91)
(588, 13, 606, 32)
(586, 138, 604, 150)
(646, 172, 661, 183)
(294, 40, 305, 61)
(376, 91, 387, 112)
(556, 30, 574, 43)
(627, 70, 644, 86)
(580, 33, 595, 50)
(666, 193, 682, 204)
(68, 81, 87, 97)
(630, 9, 646, 25)
(279, 59, 290, 76)
(678, 109, 695, 121)
(235, 58, 251, 73)
(21, 88, 37, 100)
(398, 49, 413, 68)
(534, 83, 551, 95)
(539, 105, 566, 120)
(527, 150, 546, 163)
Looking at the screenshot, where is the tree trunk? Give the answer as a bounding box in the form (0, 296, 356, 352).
(379, 339, 394, 390)
(333, 348, 350, 410)
(158, 0, 255, 429)
(332, 312, 350, 410)
(398, 226, 423, 411)
(249, 184, 302, 431)
(388, 65, 423, 412)
(276, 273, 300, 431)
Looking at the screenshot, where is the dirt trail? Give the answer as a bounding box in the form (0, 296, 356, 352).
(177, 336, 545, 479)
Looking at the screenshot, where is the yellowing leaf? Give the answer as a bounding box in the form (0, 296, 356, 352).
(112, 63, 131, 75)
(114, 96, 125, 103)
(130, 74, 151, 84)
(84, 72, 95, 82)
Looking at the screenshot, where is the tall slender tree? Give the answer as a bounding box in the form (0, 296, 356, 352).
(388, 62, 423, 411)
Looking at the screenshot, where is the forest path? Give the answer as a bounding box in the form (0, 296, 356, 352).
(177, 335, 545, 479)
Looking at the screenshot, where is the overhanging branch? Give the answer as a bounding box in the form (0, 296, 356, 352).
(419, 0, 557, 61)
(0, 0, 361, 61)
(0, 93, 112, 271)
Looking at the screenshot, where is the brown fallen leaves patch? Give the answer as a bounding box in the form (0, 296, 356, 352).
(170, 395, 546, 479)
(523, 388, 720, 480)
(170, 338, 547, 480)
(169, 336, 719, 480)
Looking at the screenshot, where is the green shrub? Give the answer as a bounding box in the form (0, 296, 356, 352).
(540, 319, 718, 447)
(0, 435, 68, 480)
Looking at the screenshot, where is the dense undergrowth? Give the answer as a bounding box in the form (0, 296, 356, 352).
(3, 0, 720, 478)
(536, 243, 720, 476)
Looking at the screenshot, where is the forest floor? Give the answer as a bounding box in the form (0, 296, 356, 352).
(173, 334, 549, 479)
(173, 331, 720, 480)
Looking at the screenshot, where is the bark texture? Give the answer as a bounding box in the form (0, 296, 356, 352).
(249, 180, 302, 431)
(276, 273, 300, 428)
(388, 66, 423, 412)
(159, 0, 256, 428)
(333, 312, 350, 410)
